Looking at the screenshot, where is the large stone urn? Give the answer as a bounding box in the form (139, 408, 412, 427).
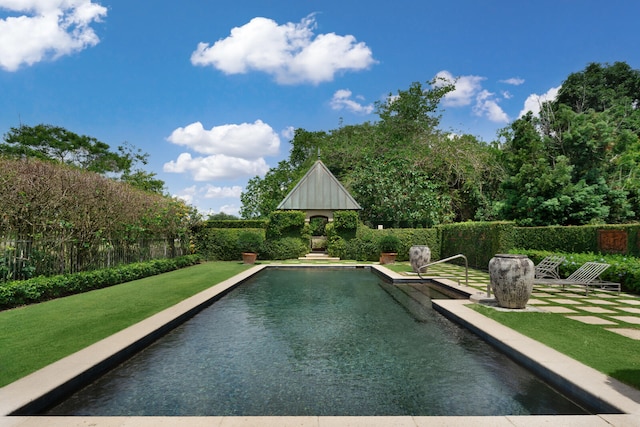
(488, 254, 534, 309)
(410, 245, 431, 273)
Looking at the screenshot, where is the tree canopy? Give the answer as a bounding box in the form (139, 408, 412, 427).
(241, 62, 640, 227)
(1, 124, 165, 194)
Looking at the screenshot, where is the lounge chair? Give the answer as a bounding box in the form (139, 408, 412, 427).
(534, 255, 566, 279)
(533, 261, 621, 296)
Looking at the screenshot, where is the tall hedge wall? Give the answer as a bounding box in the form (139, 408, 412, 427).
(439, 222, 515, 269)
(513, 224, 640, 257)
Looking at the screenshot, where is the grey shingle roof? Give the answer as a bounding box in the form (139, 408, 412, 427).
(277, 160, 361, 210)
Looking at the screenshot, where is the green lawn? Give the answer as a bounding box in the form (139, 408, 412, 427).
(472, 305, 640, 390)
(0, 262, 250, 387)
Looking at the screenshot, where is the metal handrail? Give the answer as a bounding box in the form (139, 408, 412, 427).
(417, 254, 477, 292)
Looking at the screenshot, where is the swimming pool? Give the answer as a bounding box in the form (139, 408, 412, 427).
(44, 267, 588, 416)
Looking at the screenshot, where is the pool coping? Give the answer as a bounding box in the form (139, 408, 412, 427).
(1, 263, 640, 426)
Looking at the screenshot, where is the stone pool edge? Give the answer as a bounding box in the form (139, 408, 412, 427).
(0, 263, 639, 426)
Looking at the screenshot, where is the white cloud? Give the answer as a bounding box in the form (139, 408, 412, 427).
(330, 89, 374, 114)
(163, 153, 270, 181)
(281, 126, 295, 141)
(0, 0, 107, 71)
(218, 204, 240, 216)
(435, 70, 486, 107)
(190, 15, 376, 85)
(473, 90, 510, 123)
(435, 70, 509, 123)
(500, 77, 525, 85)
(166, 120, 280, 159)
(519, 86, 560, 117)
(203, 185, 243, 199)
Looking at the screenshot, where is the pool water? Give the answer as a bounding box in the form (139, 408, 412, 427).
(45, 267, 588, 416)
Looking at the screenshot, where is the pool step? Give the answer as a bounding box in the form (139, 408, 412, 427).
(298, 252, 340, 261)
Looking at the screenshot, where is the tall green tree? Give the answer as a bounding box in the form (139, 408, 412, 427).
(499, 62, 640, 225)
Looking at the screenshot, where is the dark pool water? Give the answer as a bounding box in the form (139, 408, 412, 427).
(45, 267, 588, 416)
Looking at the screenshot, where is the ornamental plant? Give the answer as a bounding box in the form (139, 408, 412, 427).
(237, 231, 264, 254)
(378, 234, 400, 253)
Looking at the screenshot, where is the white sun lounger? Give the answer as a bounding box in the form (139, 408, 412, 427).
(534, 255, 566, 280)
(534, 261, 621, 296)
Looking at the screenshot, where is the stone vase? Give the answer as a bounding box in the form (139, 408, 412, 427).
(488, 254, 534, 309)
(410, 245, 431, 273)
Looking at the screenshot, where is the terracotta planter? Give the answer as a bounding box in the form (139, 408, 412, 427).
(409, 245, 431, 273)
(489, 254, 534, 309)
(379, 252, 397, 265)
(242, 252, 257, 265)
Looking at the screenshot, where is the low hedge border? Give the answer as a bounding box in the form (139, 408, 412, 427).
(0, 254, 202, 310)
(511, 249, 640, 293)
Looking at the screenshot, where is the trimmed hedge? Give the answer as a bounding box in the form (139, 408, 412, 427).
(512, 249, 640, 293)
(514, 224, 640, 257)
(266, 211, 307, 239)
(327, 224, 439, 262)
(439, 222, 515, 269)
(193, 228, 266, 261)
(204, 219, 267, 229)
(0, 255, 201, 310)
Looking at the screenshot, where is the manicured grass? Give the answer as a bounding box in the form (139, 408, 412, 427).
(0, 262, 250, 387)
(472, 305, 640, 390)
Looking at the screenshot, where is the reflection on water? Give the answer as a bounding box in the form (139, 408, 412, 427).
(46, 268, 588, 416)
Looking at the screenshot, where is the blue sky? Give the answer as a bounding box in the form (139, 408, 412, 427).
(1, 1, 639, 216)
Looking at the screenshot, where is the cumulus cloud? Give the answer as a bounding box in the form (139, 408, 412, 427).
(281, 126, 295, 141)
(519, 86, 560, 117)
(190, 14, 376, 85)
(203, 185, 243, 199)
(435, 70, 486, 107)
(330, 89, 374, 114)
(163, 153, 270, 181)
(500, 77, 525, 85)
(473, 90, 510, 123)
(166, 120, 279, 159)
(0, 0, 107, 71)
(165, 119, 280, 182)
(435, 70, 509, 123)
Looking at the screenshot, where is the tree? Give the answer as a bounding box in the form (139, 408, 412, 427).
(240, 160, 305, 219)
(498, 62, 640, 226)
(375, 78, 454, 146)
(555, 62, 640, 113)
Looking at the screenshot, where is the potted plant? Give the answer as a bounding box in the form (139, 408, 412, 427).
(378, 234, 400, 264)
(237, 231, 264, 264)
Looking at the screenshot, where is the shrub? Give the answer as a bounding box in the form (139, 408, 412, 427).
(237, 231, 264, 254)
(262, 237, 308, 260)
(511, 249, 640, 293)
(378, 234, 401, 253)
(0, 255, 201, 310)
(266, 211, 306, 239)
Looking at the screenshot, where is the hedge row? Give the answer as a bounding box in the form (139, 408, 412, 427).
(327, 225, 439, 262)
(513, 224, 640, 257)
(204, 219, 267, 229)
(0, 255, 201, 310)
(512, 249, 640, 293)
(193, 227, 307, 261)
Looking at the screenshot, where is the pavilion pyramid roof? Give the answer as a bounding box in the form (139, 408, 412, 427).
(277, 160, 361, 210)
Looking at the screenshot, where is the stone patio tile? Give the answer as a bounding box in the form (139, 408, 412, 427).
(546, 298, 582, 305)
(542, 306, 578, 314)
(617, 299, 640, 306)
(583, 299, 617, 305)
(566, 316, 617, 325)
(525, 298, 548, 305)
(531, 292, 554, 297)
(577, 306, 617, 314)
(605, 328, 640, 340)
(609, 316, 640, 325)
(617, 306, 640, 314)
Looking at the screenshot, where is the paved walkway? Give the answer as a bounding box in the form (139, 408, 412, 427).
(415, 262, 640, 341)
